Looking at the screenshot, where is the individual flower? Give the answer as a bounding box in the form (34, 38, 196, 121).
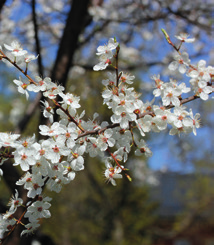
(32, 157, 50, 176)
(171, 106, 190, 129)
(8, 189, 23, 212)
(13, 146, 37, 171)
(175, 33, 195, 43)
(4, 40, 27, 57)
(0, 212, 16, 233)
(152, 74, 165, 97)
(63, 161, 76, 181)
(188, 60, 211, 82)
(120, 72, 135, 84)
(136, 114, 160, 133)
(24, 54, 39, 63)
(177, 82, 191, 94)
(59, 92, 81, 109)
(135, 139, 152, 157)
(32, 140, 49, 161)
(168, 52, 190, 74)
(86, 137, 104, 158)
(21, 221, 40, 236)
(184, 109, 200, 136)
(13, 77, 29, 99)
(40, 100, 54, 123)
(153, 107, 174, 131)
(112, 93, 135, 115)
(102, 87, 119, 106)
(28, 76, 50, 92)
(0, 132, 20, 148)
(114, 128, 133, 150)
(39, 122, 66, 136)
(43, 81, 64, 99)
(93, 53, 112, 71)
(97, 128, 115, 151)
(114, 146, 130, 163)
(169, 125, 192, 136)
(93, 38, 118, 71)
(24, 198, 51, 222)
(47, 163, 70, 193)
(111, 111, 136, 129)
(104, 162, 123, 186)
(196, 81, 213, 100)
(20, 174, 45, 198)
(96, 38, 118, 56)
(63, 122, 78, 149)
(16, 172, 33, 189)
(68, 145, 86, 171)
(81, 112, 102, 131)
(102, 72, 117, 87)
(162, 85, 181, 107)
(43, 136, 70, 164)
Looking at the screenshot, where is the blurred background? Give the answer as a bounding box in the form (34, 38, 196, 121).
(0, 0, 213, 244)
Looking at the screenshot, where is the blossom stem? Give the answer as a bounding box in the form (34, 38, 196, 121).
(106, 147, 131, 181)
(52, 99, 85, 132)
(0, 50, 37, 85)
(161, 29, 181, 55)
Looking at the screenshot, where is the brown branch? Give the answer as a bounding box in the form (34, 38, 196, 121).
(0, 54, 36, 84)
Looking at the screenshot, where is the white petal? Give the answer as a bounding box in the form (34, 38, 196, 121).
(168, 61, 178, 71)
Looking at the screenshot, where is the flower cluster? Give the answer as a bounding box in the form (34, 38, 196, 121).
(93, 38, 118, 71)
(3, 40, 38, 65)
(0, 32, 213, 240)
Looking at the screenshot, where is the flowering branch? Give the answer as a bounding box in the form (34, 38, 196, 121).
(0, 31, 213, 242)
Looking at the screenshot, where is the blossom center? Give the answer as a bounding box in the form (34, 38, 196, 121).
(162, 115, 167, 120)
(73, 153, 79, 159)
(53, 146, 59, 153)
(102, 137, 108, 143)
(121, 112, 126, 117)
(22, 141, 28, 147)
(140, 148, 146, 153)
(167, 92, 173, 98)
(120, 100, 125, 106)
(40, 149, 45, 156)
(37, 206, 43, 212)
(198, 88, 203, 93)
(134, 109, 140, 114)
(21, 154, 28, 160)
(65, 132, 71, 138)
(33, 183, 39, 190)
(21, 83, 28, 90)
(14, 200, 20, 206)
(39, 80, 44, 86)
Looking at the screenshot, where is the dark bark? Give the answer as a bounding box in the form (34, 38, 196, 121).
(1, 161, 22, 194)
(51, 0, 91, 86)
(0, 0, 6, 14)
(39, 0, 92, 124)
(32, 0, 44, 77)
